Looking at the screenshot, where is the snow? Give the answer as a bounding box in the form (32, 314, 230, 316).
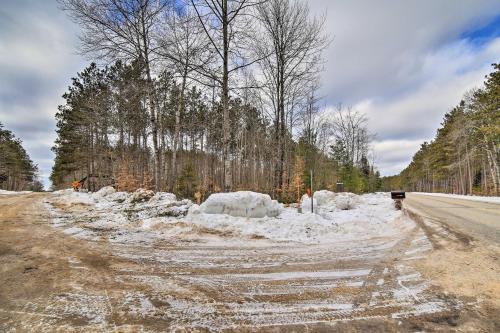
(45, 189, 409, 245)
(38, 189, 451, 328)
(413, 192, 500, 204)
(51, 189, 95, 205)
(199, 191, 282, 217)
(301, 191, 360, 212)
(0, 189, 32, 195)
(203, 268, 372, 282)
(91, 186, 116, 200)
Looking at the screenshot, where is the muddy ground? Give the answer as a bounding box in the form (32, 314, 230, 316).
(0, 193, 499, 332)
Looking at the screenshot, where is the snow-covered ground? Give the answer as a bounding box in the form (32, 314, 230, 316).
(0, 189, 32, 195)
(413, 192, 500, 204)
(45, 188, 410, 245)
(37, 188, 457, 329)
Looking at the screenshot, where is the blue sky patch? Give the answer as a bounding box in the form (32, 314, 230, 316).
(461, 14, 500, 46)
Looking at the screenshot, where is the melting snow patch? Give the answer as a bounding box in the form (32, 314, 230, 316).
(123, 292, 157, 317)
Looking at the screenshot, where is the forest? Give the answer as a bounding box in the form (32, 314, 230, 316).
(382, 64, 500, 196)
(50, 0, 381, 201)
(0, 122, 40, 191)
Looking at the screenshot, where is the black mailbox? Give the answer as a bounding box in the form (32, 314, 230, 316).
(391, 191, 405, 200)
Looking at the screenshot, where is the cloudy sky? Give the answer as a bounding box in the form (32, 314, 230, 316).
(1, 0, 499, 188)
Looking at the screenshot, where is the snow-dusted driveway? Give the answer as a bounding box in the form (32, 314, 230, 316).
(1, 192, 497, 332)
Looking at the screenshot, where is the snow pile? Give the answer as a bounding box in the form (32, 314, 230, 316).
(185, 209, 338, 243)
(46, 188, 409, 245)
(334, 192, 360, 210)
(45, 187, 192, 231)
(186, 192, 408, 244)
(128, 188, 155, 203)
(93, 188, 192, 219)
(413, 192, 500, 204)
(51, 189, 95, 206)
(301, 190, 360, 212)
(91, 186, 116, 200)
(199, 191, 282, 218)
(312, 190, 336, 206)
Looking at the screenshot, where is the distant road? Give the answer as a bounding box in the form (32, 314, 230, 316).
(405, 193, 500, 245)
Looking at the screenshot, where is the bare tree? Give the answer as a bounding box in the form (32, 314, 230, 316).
(189, 0, 266, 191)
(156, 7, 212, 191)
(330, 105, 373, 166)
(59, 0, 168, 190)
(254, 0, 328, 190)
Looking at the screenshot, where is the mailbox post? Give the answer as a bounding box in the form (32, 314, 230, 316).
(391, 191, 405, 210)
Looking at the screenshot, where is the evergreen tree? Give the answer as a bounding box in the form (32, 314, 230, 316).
(0, 122, 39, 191)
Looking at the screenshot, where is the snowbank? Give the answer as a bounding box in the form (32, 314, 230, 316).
(46, 188, 408, 245)
(46, 187, 191, 224)
(199, 191, 282, 218)
(91, 186, 116, 200)
(301, 191, 360, 212)
(413, 192, 500, 204)
(186, 192, 406, 244)
(51, 189, 95, 205)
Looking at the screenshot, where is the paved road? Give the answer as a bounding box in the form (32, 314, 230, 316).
(405, 193, 500, 245)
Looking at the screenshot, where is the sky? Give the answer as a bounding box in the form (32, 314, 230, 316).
(0, 0, 499, 188)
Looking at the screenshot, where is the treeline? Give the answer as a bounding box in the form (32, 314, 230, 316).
(383, 64, 500, 195)
(0, 122, 41, 191)
(51, 0, 381, 200)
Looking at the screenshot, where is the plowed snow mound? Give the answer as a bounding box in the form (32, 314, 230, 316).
(301, 191, 360, 211)
(199, 191, 282, 218)
(45, 189, 409, 245)
(186, 192, 408, 244)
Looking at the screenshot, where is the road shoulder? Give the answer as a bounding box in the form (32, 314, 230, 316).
(404, 204, 500, 331)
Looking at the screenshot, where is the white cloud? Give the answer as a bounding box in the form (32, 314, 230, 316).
(354, 38, 500, 174)
(1, 0, 500, 187)
(0, 0, 84, 189)
(309, 0, 500, 102)
(372, 139, 428, 176)
(305, 0, 500, 176)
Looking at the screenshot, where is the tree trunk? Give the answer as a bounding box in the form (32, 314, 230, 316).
(169, 70, 188, 192)
(222, 0, 232, 191)
(141, 13, 161, 191)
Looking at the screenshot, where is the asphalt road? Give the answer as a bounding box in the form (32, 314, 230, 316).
(405, 193, 500, 245)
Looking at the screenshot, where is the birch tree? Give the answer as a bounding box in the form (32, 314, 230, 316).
(189, 0, 266, 191)
(254, 0, 328, 190)
(156, 8, 212, 191)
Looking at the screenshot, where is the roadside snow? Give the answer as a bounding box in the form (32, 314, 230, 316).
(301, 191, 360, 211)
(186, 191, 407, 244)
(51, 189, 95, 205)
(0, 189, 32, 195)
(199, 191, 282, 217)
(413, 192, 500, 204)
(45, 189, 410, 245)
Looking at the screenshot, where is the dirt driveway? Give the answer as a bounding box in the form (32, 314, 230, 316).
(0, 193, 498, 332)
